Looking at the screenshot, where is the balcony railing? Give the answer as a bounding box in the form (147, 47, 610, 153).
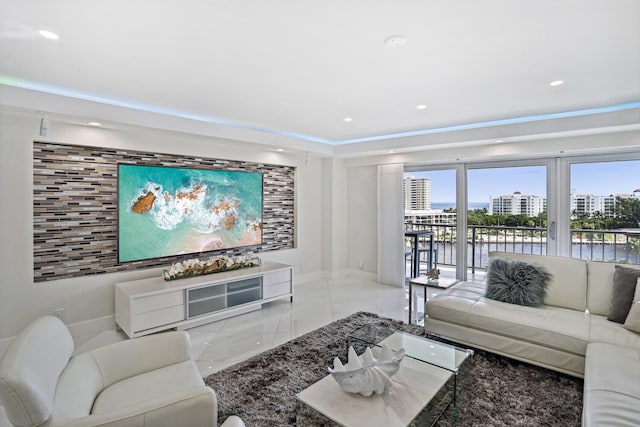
(405, 221, 640, 272)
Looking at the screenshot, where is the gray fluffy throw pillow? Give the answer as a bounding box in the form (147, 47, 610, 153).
(485, 257, 552, 307)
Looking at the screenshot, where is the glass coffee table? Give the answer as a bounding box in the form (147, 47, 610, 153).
(296, 323, 473, 426)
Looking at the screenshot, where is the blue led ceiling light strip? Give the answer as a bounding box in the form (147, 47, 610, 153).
(2, 75, 639, 146)
(337, 101, 640, 145)
(0, 76, 332, 144)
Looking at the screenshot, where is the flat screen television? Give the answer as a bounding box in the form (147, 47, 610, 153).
(117, 164, 263, 263)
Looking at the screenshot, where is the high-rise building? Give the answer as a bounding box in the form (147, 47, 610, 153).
(488, 190, 640, 219)
(404, 176, 431, 210)
(489, 192, 545, 216)
(570, 189, 640, 218)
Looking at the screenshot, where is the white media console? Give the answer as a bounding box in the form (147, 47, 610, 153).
(115, 261, 293, 338)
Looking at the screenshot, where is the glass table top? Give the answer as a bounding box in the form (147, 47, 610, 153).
(348, 323, 472, 373)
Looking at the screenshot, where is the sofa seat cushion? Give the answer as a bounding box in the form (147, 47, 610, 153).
(424, 281, 485, 324)
(467, 298, 590, 355)
(583, 343, 640, 426)
(426, 282, 590, 355)
(92, 360, 206, 415)
(588, 315, 640, 350)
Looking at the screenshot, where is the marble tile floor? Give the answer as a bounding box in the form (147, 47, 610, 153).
(0, 270, 485, 426)
(189, 266, 486, 376)
(191, 276, 408, 377)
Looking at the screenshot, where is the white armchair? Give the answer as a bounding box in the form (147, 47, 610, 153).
(0, 316, 245, 427)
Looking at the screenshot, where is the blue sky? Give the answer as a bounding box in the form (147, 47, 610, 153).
(407, 160, 640, 204)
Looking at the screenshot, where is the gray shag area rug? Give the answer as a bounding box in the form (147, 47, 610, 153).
(204, 312, 583, 426)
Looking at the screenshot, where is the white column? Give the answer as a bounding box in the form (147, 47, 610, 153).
(377, 164, 405, 287)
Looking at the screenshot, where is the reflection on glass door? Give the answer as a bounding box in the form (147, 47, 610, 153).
(403, 170, 457, 280)
(466, 165, 548, 277)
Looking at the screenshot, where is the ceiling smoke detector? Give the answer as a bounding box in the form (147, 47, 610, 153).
(384, 35, 407, 48)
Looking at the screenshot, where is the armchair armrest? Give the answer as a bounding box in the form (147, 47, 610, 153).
(87, 331, 192, 388)
(61, 386, 217, 427)
(221, 415, 246, 427)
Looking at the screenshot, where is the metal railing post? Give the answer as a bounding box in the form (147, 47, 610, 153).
(471, 226, 476, 274)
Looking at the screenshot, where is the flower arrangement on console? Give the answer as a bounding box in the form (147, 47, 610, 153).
(164, 254, 261, 281)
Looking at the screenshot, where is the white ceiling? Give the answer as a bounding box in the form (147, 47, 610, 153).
(1, 0, 639, 155)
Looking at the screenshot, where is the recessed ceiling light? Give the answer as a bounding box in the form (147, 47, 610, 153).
(39, 30, 59, 40)
(416, 104, 427, 110)
(550, 80, 564, 87)
(276, 148, 284, 152)
(344, 117, 353, 122)
(388, 150, 396, 154)
(384, 35, 407, 48)
(495, 139, 504, 143)
(87, 122, 101, 126)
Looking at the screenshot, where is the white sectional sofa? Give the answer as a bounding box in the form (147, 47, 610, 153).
(424, 252, 640, 426)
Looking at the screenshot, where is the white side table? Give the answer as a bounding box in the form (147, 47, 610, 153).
(408, 276, 458, 324)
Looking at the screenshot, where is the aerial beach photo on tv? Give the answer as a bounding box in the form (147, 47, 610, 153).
(118, 164, 263, 263)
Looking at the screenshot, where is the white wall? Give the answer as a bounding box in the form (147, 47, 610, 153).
(347, 166, 377, 273)
(320, 158, 349, 276)
(0, 110, 324, 345)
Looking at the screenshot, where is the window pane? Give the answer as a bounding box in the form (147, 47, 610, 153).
(404, 170, 456, 279)
(467, 166, 547, 275)
(570, 160, 640, 264)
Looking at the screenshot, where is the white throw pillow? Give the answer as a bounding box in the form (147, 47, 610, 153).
(623, 278, 640, 333)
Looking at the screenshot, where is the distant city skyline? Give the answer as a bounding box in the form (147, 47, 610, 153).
(406, 160, 640, 204)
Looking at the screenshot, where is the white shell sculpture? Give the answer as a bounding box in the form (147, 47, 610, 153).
(328, 345, 406, 396)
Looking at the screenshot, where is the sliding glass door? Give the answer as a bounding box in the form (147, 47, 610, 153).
(403, 169, 458, 280)
(405, 161, 551, 282)
(466, 164, 548, 278)
(568, 159, 640, 264)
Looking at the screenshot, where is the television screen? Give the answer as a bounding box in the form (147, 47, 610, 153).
(118, 164, 263, 263)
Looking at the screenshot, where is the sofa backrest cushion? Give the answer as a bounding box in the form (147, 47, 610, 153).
(587, 261, 640, 317)
(586, 261, 617, 316)
(489, 252, 587, 310)
(0, 316, 74, 427)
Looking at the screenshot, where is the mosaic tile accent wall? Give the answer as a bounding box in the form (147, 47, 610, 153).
(33, 142, 295, 282)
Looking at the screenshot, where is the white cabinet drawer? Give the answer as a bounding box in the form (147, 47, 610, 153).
(134, 305, 185, 331)
(133, 292, 183, 314)
(263, 269, 291, 286)
(263, 281, 291, 299)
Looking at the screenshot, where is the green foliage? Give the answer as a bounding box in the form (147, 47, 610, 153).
(614, 197, 640, 227)
(462, 199, 640, 230)
(568, 198, 640, 230)
(465, 209, 546, 228)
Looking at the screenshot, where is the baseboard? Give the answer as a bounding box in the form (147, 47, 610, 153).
(0, 337, 11, 359)
(0, 315, 117, 358)
(319, 269, 378, 281)
(346, 269, 378, 281)
(66, 315, 118, 347)
(294, 270, 324, 284)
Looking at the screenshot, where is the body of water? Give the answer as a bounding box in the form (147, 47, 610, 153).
(431, 202, 489, 210)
